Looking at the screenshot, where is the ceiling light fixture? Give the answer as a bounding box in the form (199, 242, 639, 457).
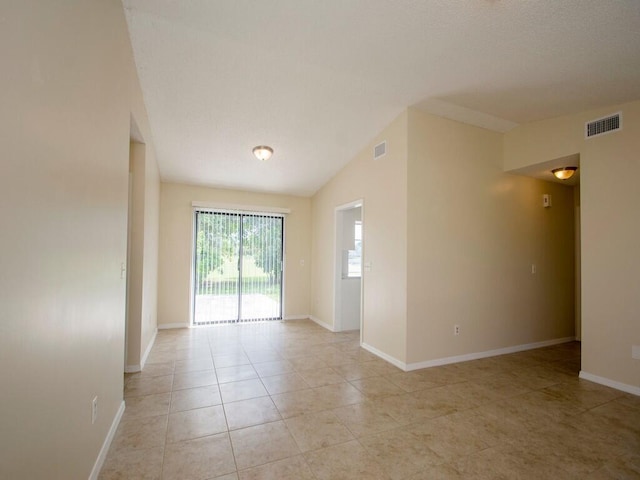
(252, 145, 273, 161)
(551, 166, 577, 180)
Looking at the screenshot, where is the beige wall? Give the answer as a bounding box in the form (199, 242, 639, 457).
(158, 183, 311, 327)
(406, 109, 575, 364)
(0, 0, 159, 478)
(141, 146, 160, 364)
(574, 185, 581, 341)
(311, 111, 408, 362)
(311, 108, 576, 367)
(128, 23, 161, 372)
(505, 100, 640, 390)
(127, 144, 145, 369)
(504, 113, 584, 172)
(126, 142, 160, 371)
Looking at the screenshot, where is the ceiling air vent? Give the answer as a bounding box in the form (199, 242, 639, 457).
(373, 141, 386, 160)
(585, 112, 621, 139)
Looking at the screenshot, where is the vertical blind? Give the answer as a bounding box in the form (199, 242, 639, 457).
(193, 210, 283, 325)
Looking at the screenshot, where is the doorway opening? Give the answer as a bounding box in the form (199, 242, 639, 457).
(192, 209, 284, 325)
(334, 200, 363, 336)
(125, 113, 147, 374)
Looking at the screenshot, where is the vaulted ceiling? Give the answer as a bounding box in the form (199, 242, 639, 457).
(123, 0, 640, 196)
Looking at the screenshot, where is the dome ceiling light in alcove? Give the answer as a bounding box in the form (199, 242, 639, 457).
(552, 166, 578, 180)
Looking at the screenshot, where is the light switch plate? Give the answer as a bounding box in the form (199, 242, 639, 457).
(632, 345, 640, 360)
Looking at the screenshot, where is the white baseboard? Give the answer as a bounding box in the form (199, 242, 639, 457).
(283, 315, 310, 321)
(361, 342, 406, 370)
(140, 328, 157, 369)
(359, 336, 576, 372)
(89, 400, 125, 480)
(124, 328, 158, 373)
(309, 316, 336, 332)
(158, 323, 189, 330)
(579, 371, 640, 396)
(405, 336, 576, 371)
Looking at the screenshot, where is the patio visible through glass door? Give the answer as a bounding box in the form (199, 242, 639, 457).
(193, 210, 283, 325)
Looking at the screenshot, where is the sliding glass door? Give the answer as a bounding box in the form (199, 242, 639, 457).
(194, 212, 241, 323)
(193, 210, 283, 325)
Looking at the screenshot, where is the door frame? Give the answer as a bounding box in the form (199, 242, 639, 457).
(333, 199, 364, 342)
(190, 207, 286, 326)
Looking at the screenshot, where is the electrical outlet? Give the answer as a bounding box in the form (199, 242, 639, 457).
(632, 345, 640, 360)
(454, 325, 460, 336)
(531, 264, 536, 274)
(92, 396, 98, 424)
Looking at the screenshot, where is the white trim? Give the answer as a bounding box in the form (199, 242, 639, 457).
(89, 400, 125, 480)
(579, 371, 640, 396)
(158, 323, 189, 330)
(280, 216, 287, 323)
(190, 209, 197, 328)
(192, 201, 290, 215)
(283, 315, 310, 321)
(333, 199, 364, 336)
(140, 328, 157, 369)
(309, 315, 336, 332)
(335, 199, 363, 210)
(405, 336, 576, 371)
(123, 328, 157, 373)
(190, 208, 287, 327)
(359, 336, 576, 373)
(361, 342, 406, 370)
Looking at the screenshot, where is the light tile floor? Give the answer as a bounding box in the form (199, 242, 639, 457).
(100, 320, 640, 479)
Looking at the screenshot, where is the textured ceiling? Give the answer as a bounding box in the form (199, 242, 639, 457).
(123, 0, 640, 196)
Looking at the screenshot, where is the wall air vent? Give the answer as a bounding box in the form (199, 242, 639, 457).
(373, 141, 386, 160)
(585, 112, 621, 139)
